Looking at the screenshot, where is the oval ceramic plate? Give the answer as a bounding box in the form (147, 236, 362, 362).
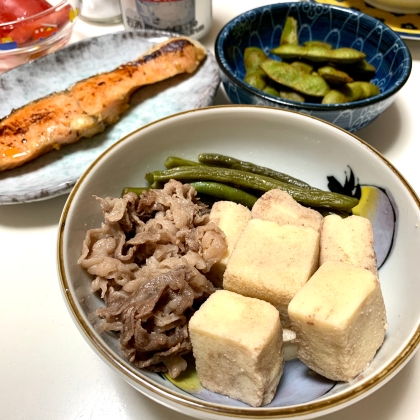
(311, 0, 420, 39)
(0, 30, 220, 204)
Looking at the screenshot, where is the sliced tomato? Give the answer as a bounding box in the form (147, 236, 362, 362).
(0, 12, 18, 24)
(4, 5, 71, 45)
(2, 0, 52, 20)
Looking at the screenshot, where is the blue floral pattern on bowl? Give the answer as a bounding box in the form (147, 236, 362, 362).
(215, 2, 411, 132)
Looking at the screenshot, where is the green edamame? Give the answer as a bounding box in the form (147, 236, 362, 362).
(271, 44, 366, 64)
(244, 47, 269, 90)
(317, 66, 354, 85)
(280, 16, 299, 46)
(303, 40, 333, 50)
(262, 85, 279, 96)
(322, 81, 380, 104)
(260, 60, 330, 97)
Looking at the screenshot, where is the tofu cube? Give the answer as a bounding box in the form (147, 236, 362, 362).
(223, 219, 320, 326)
(189, 290, 283, 407)
(208, 201, 252, 287)
(252, 189, 323, 232)
(320, 214, 377, 275)
(288, 261, 387, 382)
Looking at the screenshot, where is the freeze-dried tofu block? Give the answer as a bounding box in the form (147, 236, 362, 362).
(288, 260, 387, 382)
(252, 189, 323, 232)
(189, 290, 283, 407)
(320, 214, 377, 275)
(208, 201, 252, 287)
(223, 219, 319, 326)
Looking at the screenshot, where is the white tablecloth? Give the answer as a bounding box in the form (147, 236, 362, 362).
(1, 1, 420, 419)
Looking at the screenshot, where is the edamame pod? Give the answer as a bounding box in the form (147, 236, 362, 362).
(340, 60, 376, 81)
(303, 40, 333, 50)
(280, 16, 299, 46)
(197, 153, 315, 189)
(147, 166, 358, 210)
(244, 47, 269, 89)
(279, 90, 306, 102)
(271, 44, 366, 64)
(322, 81, 380, 104)
(244, 68, 267, 90)
(290, 61, 314, 74)
(261, 60, 330, 97)
(190, 181, 258, 208)
(317, 65, 353, 85)
(244, 47, 268, 70)
(262, 85, 279, 96)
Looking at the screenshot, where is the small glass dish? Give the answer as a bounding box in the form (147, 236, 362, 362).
(0, 0, 81, 73)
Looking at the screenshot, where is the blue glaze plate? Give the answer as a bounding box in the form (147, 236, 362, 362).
(0, 30, 220, 204)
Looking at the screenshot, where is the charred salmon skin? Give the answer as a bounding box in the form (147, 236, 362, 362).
(0, 37, 206, 172)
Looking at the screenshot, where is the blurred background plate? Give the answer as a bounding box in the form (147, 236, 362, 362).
(311, 0, 420, 40)
(0, 30, 220, 204)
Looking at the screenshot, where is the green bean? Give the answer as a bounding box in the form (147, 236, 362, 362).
(260, 60, 330, 97)
(121, 187, 150, 197)
(271, 44, 366, 64)
(147, 166, 359, 210)
(164, 156, 202, 169)
(322, 81, 380, 104)
(317, 65, 353, 85)
(280, 16, 299, 46)
(197, 153, 315, 189)
(190, 181, 258, 208)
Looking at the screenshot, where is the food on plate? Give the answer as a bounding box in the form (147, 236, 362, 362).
(242, 16, 379, 104)
(271, 44, 367, 64)
(288, 260, 387, 382)
(78, 179, 226, 378)
(79, 153, 388, 405)
(190, 181, 258, 208)
(320, 214, 378, 275)
(280, 16, 299, 46)
(197, 153, 315, 189)
(147, 166, 358, 211)
(260, 60, 331, 97)
(207, 201, 252, 286)
(251, 189, 323, 232)
(0, 0, 72, 44)
(322, 81, 380, 105)
(189, 289, 284, 407)
(0, 37, 206, 172)
(223, 219, 320, 327)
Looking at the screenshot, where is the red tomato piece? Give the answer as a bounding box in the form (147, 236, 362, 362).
(2, 0, 52, 20)
(4, 4, 71, 45)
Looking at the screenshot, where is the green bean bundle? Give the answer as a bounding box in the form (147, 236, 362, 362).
(146, 166, 358, 211)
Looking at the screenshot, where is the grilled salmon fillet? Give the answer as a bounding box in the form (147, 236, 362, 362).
(0, 37, 206, 172)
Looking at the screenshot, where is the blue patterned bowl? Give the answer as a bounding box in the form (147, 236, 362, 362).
(215, 2, 412, 132)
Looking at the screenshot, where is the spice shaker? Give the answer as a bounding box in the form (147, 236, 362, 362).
(119, 0, 212, 40)
(81, 0, 122, 24)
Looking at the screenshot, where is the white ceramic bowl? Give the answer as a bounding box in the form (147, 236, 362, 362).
(57, 106, 420, 419)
